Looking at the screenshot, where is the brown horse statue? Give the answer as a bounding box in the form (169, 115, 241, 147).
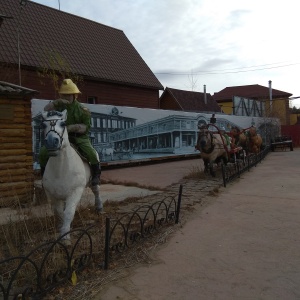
(229, 127, 242, 148)
(195, 125, 228, 177)
(246, 127, 262, 153)
(230, 126, 262, 154)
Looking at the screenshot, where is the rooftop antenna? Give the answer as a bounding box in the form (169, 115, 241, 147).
(58, 0, 60, 10)
(269, 80, 272, 112)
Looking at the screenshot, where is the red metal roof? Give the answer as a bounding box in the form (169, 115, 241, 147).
(0, 0, 163, 90)
(213, 84, 292, 102)
(161, 87, 221, 112)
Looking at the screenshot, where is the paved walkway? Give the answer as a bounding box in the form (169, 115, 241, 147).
(3, 159, 201, 226)
(95, 149, 300, 300)
(101, 157, 202, 189)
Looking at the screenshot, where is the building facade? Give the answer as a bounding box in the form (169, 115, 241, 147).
(0, 0, 163, 109)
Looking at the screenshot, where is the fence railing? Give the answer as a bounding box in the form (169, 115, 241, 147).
(1, 147, 271, 299)
(222, 146, 270, 187)
(0, 185, 183, 300)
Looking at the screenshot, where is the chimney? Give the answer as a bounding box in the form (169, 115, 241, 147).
(204, 85, 207, 105)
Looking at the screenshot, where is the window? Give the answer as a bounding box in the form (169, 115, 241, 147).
(87, 96, 96, 104)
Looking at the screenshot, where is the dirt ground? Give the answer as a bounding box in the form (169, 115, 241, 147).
(93, 149, 300, 300)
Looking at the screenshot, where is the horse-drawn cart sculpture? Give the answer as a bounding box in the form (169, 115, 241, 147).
(196, 123, 243, 176)
(195, 115, 262, 177)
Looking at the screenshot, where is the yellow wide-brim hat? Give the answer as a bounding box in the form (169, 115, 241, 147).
(58, 79, 81, 94)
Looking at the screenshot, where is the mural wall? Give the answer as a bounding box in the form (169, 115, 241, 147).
(32, 99, 280, 167)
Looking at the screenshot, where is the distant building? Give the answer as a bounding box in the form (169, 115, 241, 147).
(213, 84, 292, 125)
(0, 0, 163, 109)
(160, 87, 221, 113)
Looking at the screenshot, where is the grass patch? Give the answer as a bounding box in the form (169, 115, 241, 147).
(101, 178, 165, 191)
(183, 165, 207, 179)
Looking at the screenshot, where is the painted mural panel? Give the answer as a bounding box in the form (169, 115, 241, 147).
(31, 99, 280, 167)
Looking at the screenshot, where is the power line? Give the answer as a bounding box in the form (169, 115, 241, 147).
(154, 62, 300, 76)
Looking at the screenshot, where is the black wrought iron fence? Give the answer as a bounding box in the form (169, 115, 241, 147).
(105, 192, 181, 269)
(0, 185, 183, 300)
(0, 225, 105, 299)
(222, 146, 270, 187)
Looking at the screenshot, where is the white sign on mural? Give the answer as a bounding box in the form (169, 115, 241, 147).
(233, 96, 265, 117)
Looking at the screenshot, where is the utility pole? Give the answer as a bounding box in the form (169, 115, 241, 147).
(17, 0, 28, 86)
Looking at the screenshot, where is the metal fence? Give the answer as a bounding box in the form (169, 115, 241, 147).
(222, 146, 270, 187)
(0, 186, 183, 300)
(1, 148, 271, 299)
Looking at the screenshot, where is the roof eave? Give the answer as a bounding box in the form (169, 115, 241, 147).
(85, 75, 164, 91)
(0, 81, 39, 97)
(166, 88, 184, 111)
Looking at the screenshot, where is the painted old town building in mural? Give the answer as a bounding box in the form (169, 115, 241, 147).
(32, 100, 279, 165)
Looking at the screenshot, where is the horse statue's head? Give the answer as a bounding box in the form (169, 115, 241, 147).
(42, 110, 67, 156)
(196, 125, 211, 150)
(230, 126, 240, 138)
(248, 126, 257, 137)
(237, 126, 262, 154)
(196, 124, 228, 177)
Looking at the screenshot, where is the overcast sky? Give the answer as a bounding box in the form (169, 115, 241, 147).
(32, 0, 300, 108)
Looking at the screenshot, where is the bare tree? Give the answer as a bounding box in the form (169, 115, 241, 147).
(36, 49, 83, 96)
(186, 71, 198, 91)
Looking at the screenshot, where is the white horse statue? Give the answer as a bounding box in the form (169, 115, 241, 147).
(41, 110, 102, 243)
(195, 125, 228, 177)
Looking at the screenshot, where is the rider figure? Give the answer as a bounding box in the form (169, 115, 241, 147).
(220, 126, 231, 151)
(39, 78, 101, 186)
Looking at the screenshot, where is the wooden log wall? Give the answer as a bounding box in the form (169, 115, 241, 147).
(0, 97, 34, 206)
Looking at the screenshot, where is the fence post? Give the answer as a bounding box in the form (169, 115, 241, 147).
(247, 155, 250, 172)
(104, 217, 110, 270)
(222, 164, 226, 187)
(237, 162, 240, 178)
(175, 184, 183, 224)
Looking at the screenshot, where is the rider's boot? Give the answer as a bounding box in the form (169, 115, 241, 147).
(91, 163, 101, 186)
(40, 166, 45, 177)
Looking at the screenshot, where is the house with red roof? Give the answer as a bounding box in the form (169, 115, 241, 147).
(213, 84, 292, 125)
(0, 0, 163, 108)
(160, 87, 221, 113)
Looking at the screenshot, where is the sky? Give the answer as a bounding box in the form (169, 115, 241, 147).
(31, 0, 300, 108)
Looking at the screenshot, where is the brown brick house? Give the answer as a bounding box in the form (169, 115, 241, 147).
(160, 87, 221, 113)
(0, 0, 163, 108)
